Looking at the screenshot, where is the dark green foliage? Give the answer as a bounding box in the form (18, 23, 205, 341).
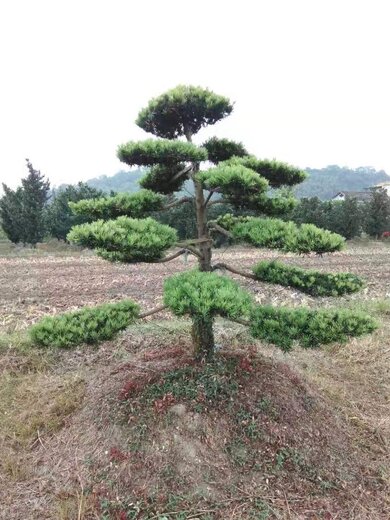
(289, 197, 329, 229)
(217, 214, 345, 254)
(253, 193, 298, 215)
(0, 160, 50, 245)
(326, 198, 364, 239)
(252, 260, 365, 296)
(227, 157, 306, 188)
(364, 188, 390, 237)
(289, 197, 365, 239)
(250, 305, 377, 350)
(117, 139, 207, 167)
(67, 216, 177, 262)
(46, 182, 105, 241)
(295, 165, 390, 200)
(30, 300, 139, 348)
(198, 164, 268, 206)
(140, 164, 189, 194)
(202, 137, 248, 164)
(156, 198, 236, 244)
(68, 190, 164, 220)
(164, 270, 253, 319)
(20, 159, 50, 245)
(136, 85, 233, 139)
(0, 185, 24, 243)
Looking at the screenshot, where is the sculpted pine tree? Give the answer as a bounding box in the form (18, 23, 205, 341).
(32, 86, 377, 355)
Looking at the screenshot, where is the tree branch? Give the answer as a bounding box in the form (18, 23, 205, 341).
(171, 164, 193, 183)
(183, 245, 203, 259)
(155, 249, 188, 263)
(162, 196, 193, 211)
(212, 262, 256, 280)
(204, 190, 216, 207)
(209, 222, 234, 239)
(139, 305, 168, 319)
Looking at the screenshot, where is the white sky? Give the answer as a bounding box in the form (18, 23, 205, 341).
(0, 0, 389, 189)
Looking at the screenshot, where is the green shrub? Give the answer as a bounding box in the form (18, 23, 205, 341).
(67, 216, 177, 262)
(69, 190, 164, 220)
(252, 260, 365, 296)
(30, 300, 140, 348)
(164, 270, 253, 319)
(250, 305, 377, 350)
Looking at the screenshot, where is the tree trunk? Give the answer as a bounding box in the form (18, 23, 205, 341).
(185, 129, 215, 359)
(191, 315, 215, 361)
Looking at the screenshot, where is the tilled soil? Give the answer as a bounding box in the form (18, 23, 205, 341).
(1, 245, 389, 334)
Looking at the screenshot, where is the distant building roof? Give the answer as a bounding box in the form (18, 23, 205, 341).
(332, 191, 372, 201)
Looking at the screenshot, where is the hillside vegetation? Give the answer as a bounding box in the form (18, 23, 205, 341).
(83, 165, 390, 200)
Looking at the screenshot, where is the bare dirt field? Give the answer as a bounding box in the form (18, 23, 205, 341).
(0, 243, 389, 519)
(1, 243, 389, 333)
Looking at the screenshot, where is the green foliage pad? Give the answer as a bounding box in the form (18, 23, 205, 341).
(250, 305, 377, 350)
(227, 156, 306, 188)
(253, 260, 365, 296)
(117, 139, 207, 167)
(69, 190, 164, 220)
(136, 85, 233, 139)
(30, 300, 139, 348)
(217, 215, 345, 254)
(67, 216, 177, 262)
(164, 270, 253, 319)
(198, 164, 268, 207)
(202, 137, 248, 164)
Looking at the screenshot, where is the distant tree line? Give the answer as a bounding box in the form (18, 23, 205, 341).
(0, 160, 104, 245)
(1, 163, 390, 246)
(287, 191, 390, 239)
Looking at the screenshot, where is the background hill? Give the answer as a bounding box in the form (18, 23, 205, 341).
(85, 168, 144, 193)
(83, 165, 390, 200)
(294, 165, 390, 199)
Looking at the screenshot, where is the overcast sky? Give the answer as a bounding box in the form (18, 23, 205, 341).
(0, 0, 389, 189)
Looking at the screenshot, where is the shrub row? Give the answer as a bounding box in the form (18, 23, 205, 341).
(30, 300, 140, 348)
(252, 260, 365, 296)
(250, 305, 377, 350)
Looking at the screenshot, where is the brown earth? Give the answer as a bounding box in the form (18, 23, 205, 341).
(1, 243, 389, 333)
(0, 244, 389, 519)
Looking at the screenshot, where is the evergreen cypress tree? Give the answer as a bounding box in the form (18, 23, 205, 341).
(21, 159, 50, 246)
(55, 86, 376, 357)
(47, 182, 105, 241)
(0, 184, 24, 243)
(365, 188, 390, 238)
